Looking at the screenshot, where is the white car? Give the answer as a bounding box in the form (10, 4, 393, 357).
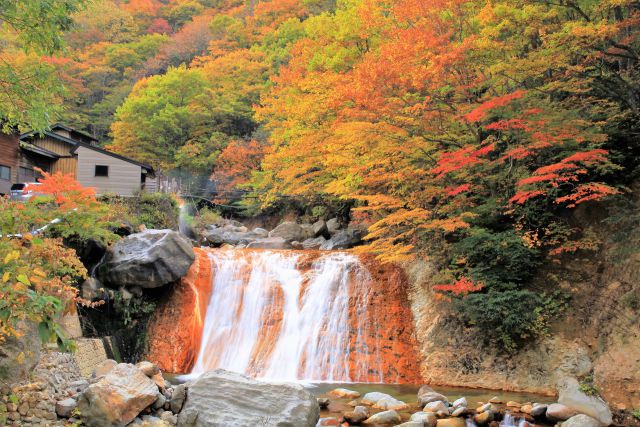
(9, 182, 45, 201)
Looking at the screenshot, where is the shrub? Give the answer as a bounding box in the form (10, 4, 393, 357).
(455, 290, 546, 352)
(452, 228, 542, 289)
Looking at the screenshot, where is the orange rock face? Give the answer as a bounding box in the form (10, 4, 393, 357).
(146, 249, 422, 383)
(146, 248, 212, 373)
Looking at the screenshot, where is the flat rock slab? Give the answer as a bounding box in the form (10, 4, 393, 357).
(179, 369, 319, 427)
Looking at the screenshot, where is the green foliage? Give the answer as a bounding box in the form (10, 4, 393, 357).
(112, 290, 156, 327)
(452, 228, 542, 289)
(455, 290, 546, 352)
(190, 207, 223, 234)
(578, 375, 600, 397)
(632, 408, 640, 421)
(132, 192, 179, 229)
(100, 192, 179, 230)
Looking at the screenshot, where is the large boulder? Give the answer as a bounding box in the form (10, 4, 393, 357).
(557, 377, 613, 425)
(302, 237, 328, 250)
(246, 237, 292, 249)
(97, 230, 195, 288)
(410, 412, 437, 427)
(77, 363, 159, 426)
(561, 414, 602, 427)
(319, 229, 363, 250)
(326, 218, 341, 234)
(312, 220, 330, 239)
(417, 386, 448, 407)
(202, 227, 261, 247)
(546, 403, 578, 422)
(179, 369, 319, 426)
(268, 222, 308, 242)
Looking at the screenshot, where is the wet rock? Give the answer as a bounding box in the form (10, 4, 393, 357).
(435, 418, 466, 427)
(452, 397, 467, 408)
(170, 384, 186, 414)
(557, 376, 613, 425)
(397, 422, 424, 427)
(317, 397, 330, 409)
(77, 363, 159, 426)
(410, 411, 437, 427)
(268, 222, 308, 242)
(530, 403, 547, 417)
(474, 410, 495, 426)
(561, 414, 602, 427)
(477, 403, 492, 412)
(546, 403, 578, 422)
(489, 397, 502, 404)
(246, 237, 292, 249)
(320, 229, 363, 250)
(424, 400, 448, 413)
(344, 406, 369, 424)
(179, 369, 319, 426)
(373, 396, 408, 411)
(520, 404, 533, 414)
(55, 398, 77, 418)
(302, 236, 328, 249)
(363, 409, 400, 424)
(417, 386, 449, 407)
(506, 401, 521, 409)
(97, 229, 195, 288)
(451, 407, 469, 417)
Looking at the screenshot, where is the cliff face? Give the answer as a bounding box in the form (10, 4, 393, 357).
(404, 231, 640, 410)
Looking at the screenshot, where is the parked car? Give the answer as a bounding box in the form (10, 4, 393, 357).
(9, 182, 45, 201)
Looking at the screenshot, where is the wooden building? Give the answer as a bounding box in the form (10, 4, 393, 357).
(0, 124, 155, 196)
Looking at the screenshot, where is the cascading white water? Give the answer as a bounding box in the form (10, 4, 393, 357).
(189, 249, 385, 382)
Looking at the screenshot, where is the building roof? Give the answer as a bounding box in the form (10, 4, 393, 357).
(49, 123, 99, 142)
(20, 128, 154, 174)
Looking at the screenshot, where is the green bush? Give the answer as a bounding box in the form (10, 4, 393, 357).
(99, 192, 179, 230)
(452, 228, 542, 289)
(455, 290, 546, 352)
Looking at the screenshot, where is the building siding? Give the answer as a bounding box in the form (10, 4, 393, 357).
(0, 133, 19, 194)
(76, 146, 143, 196)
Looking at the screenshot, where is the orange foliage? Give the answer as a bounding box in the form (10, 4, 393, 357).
(434, 277, 484, 296)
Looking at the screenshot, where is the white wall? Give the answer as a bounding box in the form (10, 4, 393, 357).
(76, 146, 142, 196)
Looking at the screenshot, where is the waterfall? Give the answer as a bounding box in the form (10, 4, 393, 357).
(167, 248, 421, 383)
(500, 412, 530, 427)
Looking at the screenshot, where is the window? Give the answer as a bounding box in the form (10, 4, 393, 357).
(95, 165, 109, 177)
(0, 165, 10, 181)
(18, 167, 36, 183)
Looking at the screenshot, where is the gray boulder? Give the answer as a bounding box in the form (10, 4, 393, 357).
(302, 237, 328, 250)
(417, 385, 448, 407)
(363, 410, 401, 425)
(78, 363, 159, 426)
(170, 384, 186, 414)
(55, 398, 77, 418)
(268, 222, 308, 242)
(179, 369, 319, 427)
(252, 228, 269, 237)
(319, 229, 363, 250)
(202, 227, 260, 247)
(410, 411, 437, 427)
(557, 377, 612, 425)
(326, 218, 341, 234)
(246, 237, 292, 249)
(561, 414, 602, 427)
(97, 230, 195, 288)
(546, 403, 578, 422)
(312, 220, 330, 238)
